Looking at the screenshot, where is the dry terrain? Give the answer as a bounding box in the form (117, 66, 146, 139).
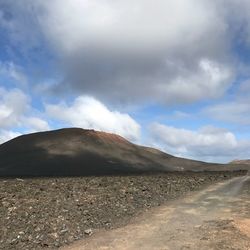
(64, 174, 250, 250)
(0, 171, 244, 249)
(0, 129, 249, 249)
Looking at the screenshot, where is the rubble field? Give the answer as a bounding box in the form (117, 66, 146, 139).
(0, 171, 245, 249)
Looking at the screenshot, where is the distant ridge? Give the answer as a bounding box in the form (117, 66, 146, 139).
(0, 128, 247, 176)
(230, 159, 250, 165)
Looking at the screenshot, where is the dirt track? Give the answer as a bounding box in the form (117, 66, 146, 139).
(0, 172, 244, 249)
(64, 175, 250, 250)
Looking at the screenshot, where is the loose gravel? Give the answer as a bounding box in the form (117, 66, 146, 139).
(0, 171, 245, 249)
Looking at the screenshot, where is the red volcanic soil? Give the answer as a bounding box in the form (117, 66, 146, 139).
(0, 128, 247, 177)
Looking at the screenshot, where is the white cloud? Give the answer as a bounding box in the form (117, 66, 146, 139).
(156, 59, 233, 103)
(38, 0, 232, 103)
(0, 0, 235, 104)
(0, 88, 138, 143)
(0, 88, 50, 144)
(45, 96, 140, 141)
(25, 117, 50, 132)
(149, 123, 249, 163)
(0, 61, 27, 86)
(205, 80, 250, 125)
(0, 88, 29, 128)
(0, 130, 21, 144)
(37, 0, 225, 54)
(206, 102, 250, 125)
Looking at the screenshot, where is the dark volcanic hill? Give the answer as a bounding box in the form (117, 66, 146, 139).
(0, 128, 246, 176)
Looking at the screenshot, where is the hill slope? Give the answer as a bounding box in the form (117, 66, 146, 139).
(0, 128, 245, 176)
(231, 159, 250, 165)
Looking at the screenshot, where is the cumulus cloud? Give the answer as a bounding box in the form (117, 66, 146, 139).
(156, 59, 233, 103)
(0, 87, 138, 143)
(0, 88, 29, 128)
(205, 80, 250, 125)
(0, 88, 50, 144)
(0, 0, 237, 104)
(25, 117, 50, 132)
(45, 96, 140, 141)
(41, 0, 234, 103)
(149, 123, 250, 163)
(33, 1, 226, 53)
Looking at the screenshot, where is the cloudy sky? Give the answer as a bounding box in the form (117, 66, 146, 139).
(1, 0, 250, 163)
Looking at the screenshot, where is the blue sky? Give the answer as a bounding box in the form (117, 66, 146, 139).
(0, 0, 250, 163)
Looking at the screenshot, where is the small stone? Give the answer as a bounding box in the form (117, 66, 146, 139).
(54, 242, 60, 247)
(16, 178, 24, 182)
(194, 225, 201, 229)
(49, 232, 59, 239)
(84, 229, 93, 236)
(60, 229, 68, 234)
(10, 238, 18, 245)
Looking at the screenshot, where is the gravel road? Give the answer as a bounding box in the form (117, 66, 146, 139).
(0, 171, 245, 249)
(63, 174, 250, 250)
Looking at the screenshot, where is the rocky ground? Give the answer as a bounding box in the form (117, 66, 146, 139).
(63, 173, 250, 250)
(196, 177, 250, 250)
(0, 171, 245, 250)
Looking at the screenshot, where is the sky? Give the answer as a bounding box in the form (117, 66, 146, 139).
(0, 0, 250, 163)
